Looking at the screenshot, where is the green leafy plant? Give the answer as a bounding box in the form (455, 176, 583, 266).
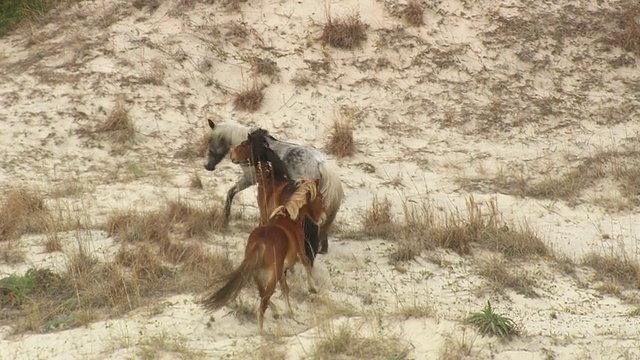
(0, 268, 57, 307)
(466, 301, 516, 338)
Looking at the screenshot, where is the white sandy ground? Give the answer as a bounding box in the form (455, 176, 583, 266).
(1, 0, 640, 358)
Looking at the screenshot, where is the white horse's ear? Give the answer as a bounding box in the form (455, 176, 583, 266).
(208, 119, 215, 129)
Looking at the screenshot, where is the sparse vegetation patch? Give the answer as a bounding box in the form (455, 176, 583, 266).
(96, 95, 136, 143)
(478, 256, 539, 297)
(0, 198, 230, 334)
(403, 0, 424, 27)
(320, 14, 367, 49)
(233, 86, 264, 112)
(613, 4, 640, 55)
(325, 117, 355, 158)
(361, 196, 396, 239)
(0, 0, 54, 37)
(363, 196, 548, 263)
(458, 147, 640, 211)
(252, 57, 279, 77)
(313, 321, 411, 359)
(0, 187, 49, 241)
(106, 199, 225, 242)
(581, 252, 640, 291)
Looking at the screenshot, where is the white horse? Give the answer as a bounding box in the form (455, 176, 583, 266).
(204, 120, 344, 254)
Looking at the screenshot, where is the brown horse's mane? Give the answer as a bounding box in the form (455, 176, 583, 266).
(269, 178, 319, 221)
(248, 129, 292, 180)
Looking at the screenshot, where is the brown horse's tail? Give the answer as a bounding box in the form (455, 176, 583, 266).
(201, 243, 264, 312)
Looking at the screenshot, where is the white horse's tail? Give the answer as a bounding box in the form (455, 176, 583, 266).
(317, 161, 344, 231)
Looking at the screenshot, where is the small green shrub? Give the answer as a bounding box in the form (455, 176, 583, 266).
(466, 301, 517, 338)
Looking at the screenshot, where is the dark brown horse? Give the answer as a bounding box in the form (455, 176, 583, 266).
(200, 177, 326, 332)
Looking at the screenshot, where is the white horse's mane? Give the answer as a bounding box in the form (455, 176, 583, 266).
(210, 121, 259, 148)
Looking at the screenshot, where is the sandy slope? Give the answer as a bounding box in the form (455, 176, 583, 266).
(1, 0, 639, 359)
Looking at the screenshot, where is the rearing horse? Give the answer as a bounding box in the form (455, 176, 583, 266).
(229, 129, 323, 265)
(200, 175, 326, 333)
(204, 120, 344, 254)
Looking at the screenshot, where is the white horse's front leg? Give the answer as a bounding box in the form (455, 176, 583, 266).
(224, 174, 255, 220)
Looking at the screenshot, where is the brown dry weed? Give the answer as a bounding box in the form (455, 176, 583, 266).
(320, 14, 367, 49)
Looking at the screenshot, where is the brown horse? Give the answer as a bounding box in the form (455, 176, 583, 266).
(200, 177, 326, 332)
(229, 130, 322, 265)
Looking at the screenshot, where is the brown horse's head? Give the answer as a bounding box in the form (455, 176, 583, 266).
(230, 130, 292, 180)
(230, 130, 269, 165)
(229, 138, 251, 165)
(230, 129, 270, 165)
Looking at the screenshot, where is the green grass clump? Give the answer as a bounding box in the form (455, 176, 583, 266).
(0, 268, 58, 307)
(0, 0, 54, 37)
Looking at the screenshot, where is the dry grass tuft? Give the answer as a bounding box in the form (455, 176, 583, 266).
(115, 244, 172, 282)
(477, 256, 539, 297)
(50, 179, 84, 198)
(44, 233, 63, 252)
(320, 14, 367, 49)
(313, 321, 411, 359)
(388, 202, 435, 263)
(137, 331, 206, 360)
(105, 200, 225, 243)
(0, 241, 26, 264)
(222, 0, 247, 11)
(1, 221, 231, 334)
(397, 299, 434, 319)
(97, 95, 136, 142)
(0, 187, 49, 241)
(423, 197, 547, 257)
(582, 252, 640, 290)
(252, 57, 280, 77)
(361, 196, 396, 239)
(614, 5, 640, 55)
(105, 210, 171, 244)
(403, 0, 424, 26)
(233, 86, 264, 112)
(133, 0, 161, 13)
(439, 331, 475, 360)
(325, 117, 355, 158)
(361, 196, 548, 263)
(164, 199, 226, 237)
(461, 148, 640, 211)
